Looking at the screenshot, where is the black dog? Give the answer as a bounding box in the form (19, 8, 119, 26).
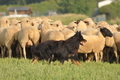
(31, 31, 86, 65)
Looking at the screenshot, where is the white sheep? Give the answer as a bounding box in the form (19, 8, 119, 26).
(113, 32, 120, 63)
(78, 28, 112, 62)
(15, 26, 40, 59)
(75, 19, 87, 32)
(66, 21, 77, 32)
(20, 18, 31, 29)
(0, 17, 10, 28)
(61, 28, 75, 40)
(38, 19, 64, 42)
(84, 18, 96, 29)
(0, 26, 20, 58)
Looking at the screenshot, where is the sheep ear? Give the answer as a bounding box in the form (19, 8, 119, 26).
(50, 23, 53, 26)
(56, 24, 59, 27)
(84, 21, 89, 25)
(74, 21, 77, 24)
(18, 21, 21, 24)
(75, 19, 81, 24)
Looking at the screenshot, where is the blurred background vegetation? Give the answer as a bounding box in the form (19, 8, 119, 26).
(0, 0, 120, 24)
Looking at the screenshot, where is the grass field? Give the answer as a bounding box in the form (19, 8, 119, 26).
(9, 13, 88, 25)
(0, 58, 120, 80)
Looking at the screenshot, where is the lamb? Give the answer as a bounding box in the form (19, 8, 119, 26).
(78, 28, 113, 62)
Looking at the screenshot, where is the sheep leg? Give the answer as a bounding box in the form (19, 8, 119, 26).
(19, 45, 23, 58)
(1, 46, 5, 58)
(94, 53, 99, 62)
(23, 47, 27, 59)
(99, 51, 103, 62)
(114, 50, 119, 63)
(17, 43, 23, 58)
(113, 44, 119, 63)
(7, 47, 12, 58)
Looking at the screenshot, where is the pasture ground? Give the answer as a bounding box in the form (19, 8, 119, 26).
(0, 58, 120, 80)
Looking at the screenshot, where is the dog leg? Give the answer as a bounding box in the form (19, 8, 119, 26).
(71, 59, 81, 65)
(49, 54, 54, 64)
(32, 58, 38, 64)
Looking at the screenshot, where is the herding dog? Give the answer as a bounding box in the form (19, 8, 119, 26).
(31, 31, 87, 65)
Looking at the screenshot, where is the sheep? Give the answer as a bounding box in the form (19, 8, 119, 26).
(66, 21, 77, 32)
(82, 28, 98, 35)
(0, 26, 20, 58)
(81, 27, 119, 63)
(84, 18, 96, 29)
(50, 20, 65, 31)
(12, 18, 41, 59)
(75, 19, 87, 32)
(29, 19, 40, 28)
(96, 21, 112, 32)
(78, 28, 113, 62)
(42, 17, 53, 22)
(109, 24, 119, 33)
(35, 17, 42, 24)
(20, 18, 31, 29)
(95, 23, 119, 63)
(103, 36, 119, 63)
(44, 30, 64, 41)
(38, 19, 64, 42)
(113, 32, 120, 63)
(38, 19, 53, 42)
(61, 28, 75, 40)
(15, 26, 40, 59)
(10, 19, 21, 27)
(0, 17, 10, 28)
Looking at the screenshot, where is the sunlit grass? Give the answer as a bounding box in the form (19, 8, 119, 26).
(0, 58, 120, 80)
(8, 13, 88, 25)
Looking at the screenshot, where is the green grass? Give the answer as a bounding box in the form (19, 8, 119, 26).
(0, 58, 120, 80)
